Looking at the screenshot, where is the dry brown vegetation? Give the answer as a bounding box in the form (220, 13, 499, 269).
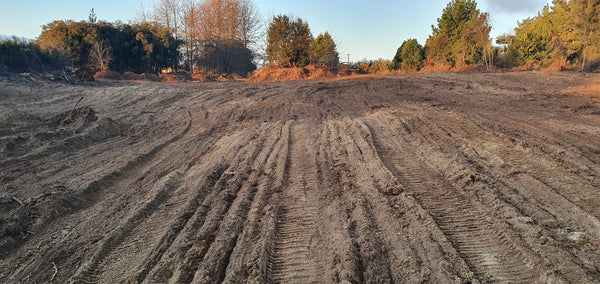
(1, 72, 600, 283)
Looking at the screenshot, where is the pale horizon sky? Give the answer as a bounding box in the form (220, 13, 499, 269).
(0, 0, 552, 61)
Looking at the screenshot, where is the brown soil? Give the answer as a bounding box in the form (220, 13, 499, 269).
(1, 72, 600, 283)
(249, 64, 336, 82)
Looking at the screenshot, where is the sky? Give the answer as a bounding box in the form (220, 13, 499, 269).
(0, 0, 552, 61)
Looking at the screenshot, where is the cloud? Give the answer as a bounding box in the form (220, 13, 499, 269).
(483, 0, 546, 13)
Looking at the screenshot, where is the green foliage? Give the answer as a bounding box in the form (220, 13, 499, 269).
(393, 39, 424, 71)
(425, 0, 490, 67)
(0, 37, 64, 73)
(369, 59, 394, 74)
(355, 59, 393, 74)
(37, 20, 182, 73)
(312, 32, 339, 66)
(266, 15, 313, 67)
(494, 34, 522, 68)
(356, 60, 370, 74)
(513, 8, 554, 65)
(505, 0, 600, 70)
(198, 42, 256, 75)
(570, 0, 600, 71)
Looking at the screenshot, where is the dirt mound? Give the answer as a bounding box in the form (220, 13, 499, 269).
(231, 73, 247, 81)
(217, 75, 230, 82)
(50, 106, 98, 126)
(94, 70, 121, 80)
(190, 73, 207, 82)
(249, 65, 305, 82)
(305, 64, 335, 79)
(121, 72, 146, 81)
(159, 73, 180, 83)
(250, 64, 338, 82)
(73, 67, 96, 81)
(335, 65, 359, 77)
(143, 73, 159, 82)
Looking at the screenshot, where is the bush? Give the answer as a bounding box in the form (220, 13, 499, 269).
(0, 38, 64, 73)
(368, 59, 394, 74)
(394, 39, 424, 71)
(356, 61, 370, 74)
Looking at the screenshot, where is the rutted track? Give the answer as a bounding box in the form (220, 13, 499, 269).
(267, 122, 320, 283)
(364, 118, 537, 282)
(1, 72, 600, 283)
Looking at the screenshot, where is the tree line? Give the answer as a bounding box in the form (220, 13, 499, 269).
(1, 0, 598, 75)
(393, 0, 600, 72)
(37, 19, 181, 74)
(266, 15, 339, 68)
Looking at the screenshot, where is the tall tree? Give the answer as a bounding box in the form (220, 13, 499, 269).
(394, 39, 424, 71)
(194, 0, 258, 74)
(266, 15, 313, 67)
(154, 0, 182, 40)
(425, 0, 489, 67)
(311, 32, 339, 66)
(89, 39, 112, 71)
(571, 0, 600, 71)
(89, 8, 97, 24)
(37, 20, 181, 73)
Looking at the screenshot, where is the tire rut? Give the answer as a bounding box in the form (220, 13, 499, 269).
(71, 171, 185, 283)
(267, 122, 320, 283)
(364, 118, 538, 283)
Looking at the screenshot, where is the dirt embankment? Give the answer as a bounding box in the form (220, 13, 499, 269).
(1, 72, 600, 283)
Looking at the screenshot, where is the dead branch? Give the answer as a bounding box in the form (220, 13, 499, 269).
(69, 97, 84, 119)
(11, 196, 23, 206)
(50, 262, 58, 281)
(63, 69, 69, 82)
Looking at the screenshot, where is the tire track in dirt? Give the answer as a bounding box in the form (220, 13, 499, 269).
(81, 127, 225, 283)
(364, 117, 538, 283)
(222, 121, 292, 282)
(191, 122, 290, 283)
(431, 111, 600, 235)
(0, 108, 193, 262)
(71, 171, 185, 283)
(470, 115, 600, 220)
(377, 109, 599, 281)
(132, 164, 227, 283)
(152, 123, 276, 283)
(72, 108, 192, 215)
(267, 121, 320, 283)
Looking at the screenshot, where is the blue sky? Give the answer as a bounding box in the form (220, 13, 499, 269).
(0, 0, 551, 61)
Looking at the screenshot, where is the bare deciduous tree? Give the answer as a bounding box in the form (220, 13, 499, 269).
(89, 40, 112, 71)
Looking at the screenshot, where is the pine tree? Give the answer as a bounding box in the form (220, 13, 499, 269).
(571, 0, 600, 71)
(312, 32, 339, 66)
(266, 15, 313, 67)
(394, 39, 424, 71)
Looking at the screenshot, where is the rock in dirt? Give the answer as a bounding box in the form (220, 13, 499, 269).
(584, 264, 597, 274)
(542, 220, 559, 229)
(567, 232, 587, 245)
(50, 106, 98, 126)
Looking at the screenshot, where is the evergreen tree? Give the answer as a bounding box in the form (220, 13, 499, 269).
(312, 32, 339, 66)
(425, 0, 489, 67)
(571, 0, 600, 71)
(266, 15, 313, 67)
(393, 39, 424, 71)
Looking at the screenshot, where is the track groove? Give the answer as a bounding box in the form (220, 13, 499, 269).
(364, 118, 538, 283)
(267, 122, 320, 283)
(71, 171, 185, 283)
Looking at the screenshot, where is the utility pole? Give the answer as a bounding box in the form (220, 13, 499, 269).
(347, 54, 350, 65)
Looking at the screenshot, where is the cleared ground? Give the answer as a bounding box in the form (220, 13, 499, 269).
(1, 72, 600, 283)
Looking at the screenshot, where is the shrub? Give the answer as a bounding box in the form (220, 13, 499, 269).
(0, 37, 64, 73)
(368, 59, 394, 74)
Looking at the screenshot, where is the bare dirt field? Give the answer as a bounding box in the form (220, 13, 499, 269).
(1, 71, 600, 283)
